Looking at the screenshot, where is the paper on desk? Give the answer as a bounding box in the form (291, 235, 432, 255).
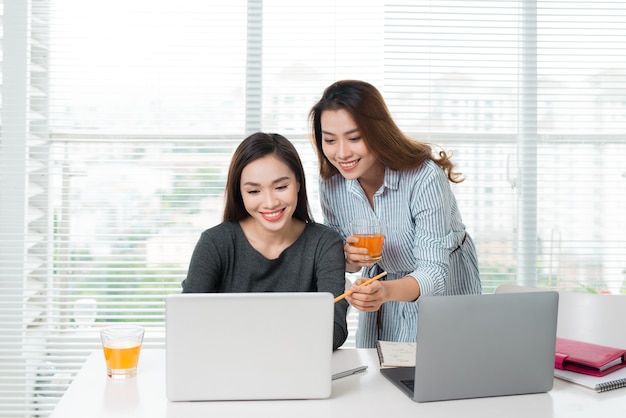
(376, 341, 416, 368)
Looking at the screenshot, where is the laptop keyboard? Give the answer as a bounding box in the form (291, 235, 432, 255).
(401, 379, 415, 391)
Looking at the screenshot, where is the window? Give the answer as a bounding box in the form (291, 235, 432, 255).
(1, 1, 625, 415)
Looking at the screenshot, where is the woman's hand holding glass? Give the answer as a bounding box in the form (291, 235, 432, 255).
(344, 236, 377, 269)
(346, 218, 385, 266)
(343, 235, 386, 311)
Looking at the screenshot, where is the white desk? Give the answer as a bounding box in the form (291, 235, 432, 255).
(50, 348, 626, 418)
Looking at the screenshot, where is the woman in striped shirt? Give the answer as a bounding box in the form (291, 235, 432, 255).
(309, 80, 482, 348)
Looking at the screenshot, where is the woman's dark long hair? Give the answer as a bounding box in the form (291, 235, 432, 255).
(309, 80, 463, 183)
(223, 132, 313, 223)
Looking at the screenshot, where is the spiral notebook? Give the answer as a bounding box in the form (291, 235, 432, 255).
(376, 340, 416, 368)
(554, 367, 626, 393)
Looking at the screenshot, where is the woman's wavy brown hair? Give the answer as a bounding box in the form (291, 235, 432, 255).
(309, 80, 463, 183)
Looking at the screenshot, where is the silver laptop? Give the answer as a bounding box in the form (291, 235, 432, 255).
(381, 291, 559, 402)
(165, 292, 334, 401)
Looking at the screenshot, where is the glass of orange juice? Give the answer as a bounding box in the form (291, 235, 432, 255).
(350, 218, 386, 262)
(100, 324, 144, 379)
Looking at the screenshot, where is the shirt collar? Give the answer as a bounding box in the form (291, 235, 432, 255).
(345, 167, 400, 194)
(384, 167, 400, 191)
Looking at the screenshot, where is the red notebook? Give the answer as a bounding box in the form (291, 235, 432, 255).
(555, 337, 626, 377)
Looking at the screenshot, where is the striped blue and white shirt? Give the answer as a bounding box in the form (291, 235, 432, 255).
(320, 159, 482, 348)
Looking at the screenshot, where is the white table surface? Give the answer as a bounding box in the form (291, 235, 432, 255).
(49, 348, 626, 418)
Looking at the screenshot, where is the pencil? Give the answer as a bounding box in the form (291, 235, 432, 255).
(333, 271, 388, 303)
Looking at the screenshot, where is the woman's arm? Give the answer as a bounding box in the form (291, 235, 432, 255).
(181, 230, 221, 293)
(313, 226, 350, 350)
(346, 274, 420, 311)
(346, 166, 453, 310)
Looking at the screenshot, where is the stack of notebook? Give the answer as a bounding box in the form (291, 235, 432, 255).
(553, 338, 626, 392)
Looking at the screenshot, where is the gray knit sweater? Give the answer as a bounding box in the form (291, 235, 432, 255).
(182, 221, 349, 349)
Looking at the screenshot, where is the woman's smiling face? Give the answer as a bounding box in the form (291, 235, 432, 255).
(240, 154, 300, 232)
(320, 108, 378, 181)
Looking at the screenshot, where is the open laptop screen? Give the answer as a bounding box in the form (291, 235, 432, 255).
(165, 292, 334, 401)
(381, 291, 559, 402)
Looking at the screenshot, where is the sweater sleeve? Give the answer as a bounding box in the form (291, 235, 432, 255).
(312, 225, 349, 350)
(181, 229, 222, 293)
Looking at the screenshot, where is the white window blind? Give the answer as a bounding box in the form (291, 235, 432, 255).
(381, 0, 626, 292)
(0, 0, 625, 416)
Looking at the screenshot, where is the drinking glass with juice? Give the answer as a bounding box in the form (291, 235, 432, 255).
(100, 325, 144, 379)
(350, 218, 386, 262)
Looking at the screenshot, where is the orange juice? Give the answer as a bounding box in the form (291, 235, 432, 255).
(354, 233, 385, 261)
(100, 324, 144, 378)
(103, 341, 142, 371)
